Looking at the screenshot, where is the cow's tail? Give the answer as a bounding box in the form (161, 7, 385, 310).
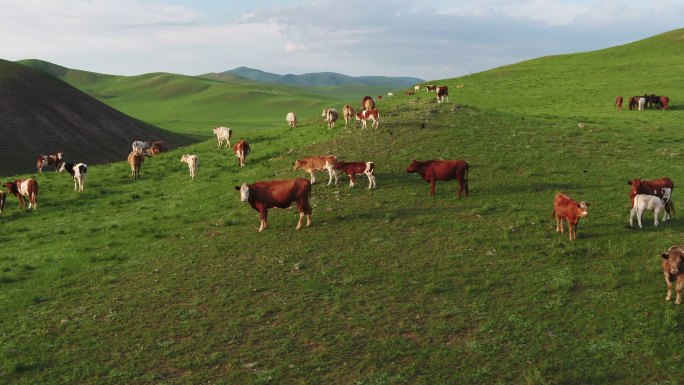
(464, 162, 469, 195)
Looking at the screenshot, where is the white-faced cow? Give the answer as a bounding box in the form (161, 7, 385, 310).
(406, 159, 469, 198)
(552, 192, 589, 241)
(180, 154, 199, 180)
(628, 178, 674, 216)
(5, 178, 38, 210)
(293, 156, 338, 185)
(59, 162, 88, 192)
(233, 140, 251, 168)
(662, 245, 684, 304)
(286, 112, 297, 128)
(436, 86, 449, 103)
(36, 152, 64, 173)
(322, 108, 338, 130)
(333, 160, 376, 189)
(212, 126, 233, 148)
(235, 178, 312, 232)
(355, 109, 379, 129)
(426, 85, 437, 92)
(630, 188, 671, 228)
(343, 104, 355, 126)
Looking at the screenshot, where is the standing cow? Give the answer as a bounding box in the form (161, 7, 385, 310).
(343, 104, 355, 126)
(5, 178, 38, 210)
(59, 162, 88, 192)
(361, 96, 376, 111)
(235, 178, 312, 232)
(128, 151, 148, 179)
(662, 245, 684, 304)
(36, 152, 64, 173)
(293, 156, 338, 185)
(0, 190, 5, 216)
(233, 140, 251, 168)
(552, 192, 589, 241)
(180, 154, 199, 180)
(286, 112, 297, 128)
(406, 159, 469, 197)
(436, 86, 449, 103)
(322, 108, 338, 130)
(333, 160, 376, 189)
(213, 126, 232, 148)
(628, 178, 674, 216)
(615, 95, 623, 110)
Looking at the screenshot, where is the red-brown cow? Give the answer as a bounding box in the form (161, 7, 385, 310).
(5, 178, 38, 210)
(146, 140, 169, 156)
(233, 140, 251, 168)
(36, 152, 64, 173)
(293, 156, 338, 185)
(361, 96, 376, 111)
(355, 109, 379, 129)
(333, 161, 376, 189)
(615, 95, 623, 110)
(425, 84, 437, 92)
(661, 245, 684, 304)
(551, 192, 589, 241)
(235, 178, 312, 232)
(628, 96, 638, 110)
(628, 178, 674, 215)
(436, 86, 449, 103)
(406, 159, 469, 197)
(661, 95, 670, 110)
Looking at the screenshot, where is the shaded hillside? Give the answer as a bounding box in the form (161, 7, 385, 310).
(0, 59, 193, 177)
(210, 66, 424, 87)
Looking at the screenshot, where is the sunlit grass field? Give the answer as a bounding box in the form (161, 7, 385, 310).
(3, 29, 684, 384)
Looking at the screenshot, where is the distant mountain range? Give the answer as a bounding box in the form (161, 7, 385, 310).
(202, 67, 424, 88)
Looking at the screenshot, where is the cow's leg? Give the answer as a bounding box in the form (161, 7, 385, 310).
(676, 277, 684, 305)
(655, 208, 661, 226)
(296, 212, 305, 230)
(429, 180, 436, 197)
(367, 173, 376, 189)
(666, 273, 673, 302)
(349, 174, 355, 187)
(258, 208, 268, 232)
(629, 207, 635, 227)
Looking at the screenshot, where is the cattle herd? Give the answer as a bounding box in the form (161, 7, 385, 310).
(2, 85, 682, 304)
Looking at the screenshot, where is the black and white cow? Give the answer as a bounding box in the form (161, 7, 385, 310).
(59, 162, 88, 192)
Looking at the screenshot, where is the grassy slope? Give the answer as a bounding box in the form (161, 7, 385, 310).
(3, 29, 684, 384)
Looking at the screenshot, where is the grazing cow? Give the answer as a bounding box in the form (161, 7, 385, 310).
(638, 97, 646, 111)
(414, 85, 421, 92)
(615, 95, 623, 110)
(387, 92, 394, 97)
(630, 189, 671, 228)
(333, 161, 376, 189)
(661, 245, 684, 304)
(212, 126, 232, 148)
(36, 152, 64, 173)
(343, 104, 355, 126)
(628, 96, 638, 110)
(286, 112, 297, 128)
(436, 86, 449, 103)
(180, 154, 198, 180)
(0, 190, 4, 216)
(127, 151, 148, 179)
(361, 96, 376, 111)
(5, 178, 38, 210)
(233, 140, 251, 168)
(406, 159, 469, 197)
(355, 109, 379, 129)
(235, 178, 312, 232)
(58, 162, 88, 192)
(322, 108, 338, 130)
(628, 178, 675, 215)
(426, 85, 437, 92)
(293, 156, 338, 185)
(551, 192, 589, 241)
(647, 94, 662, 109)
(132, 141, 150, 153)
(661, 95, 670, 110)
(146, 140, 169, 156)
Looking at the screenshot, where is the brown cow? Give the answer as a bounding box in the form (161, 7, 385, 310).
(5, 178, 38, 210)
(235, 178, 312, 232)
(615, 95, 623, 110)
(343, 104, 355, 126)
(361, 96, 376, 111)
(293, 156, 338, 185)
(146, 140, 169, 156)
(661, 245, 684, 304)
(661, 95, 670, 110)
(551, 192, 589, 241)
(127, 151, 149, 179)
(406, 159, 469, 197)
(628, 96, 638, 110)
(436, 86, 449, 103)
(425, 85, 437, 92)
(628, 178, 674, 215)
(36, 152, 64, 173)
(233, 140, 251, 168)
(333, 161, 376, 189)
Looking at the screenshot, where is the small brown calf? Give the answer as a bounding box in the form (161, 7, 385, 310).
(662, 246, 684, 304)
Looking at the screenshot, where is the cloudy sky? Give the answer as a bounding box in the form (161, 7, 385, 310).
(1, 0, 682, 81)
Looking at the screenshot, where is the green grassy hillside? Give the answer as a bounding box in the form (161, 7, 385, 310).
(3, 29, 684, 384)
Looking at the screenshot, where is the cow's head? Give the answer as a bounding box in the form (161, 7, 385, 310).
(235, 183, 250, 202)
(293, 160, 302, 170)
(406, 159, 419, 173)
(662, 247, 684, 275)
(4, 181, 16, 194)
(577, 201, 589, 217)
(321, 109, 328, 117)
(662, 187, 672, 202)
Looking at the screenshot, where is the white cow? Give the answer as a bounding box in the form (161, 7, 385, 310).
(212, 126, 232, 148)
(630, 188, 671, 228)
(387, 92, 394, 97)
(322, 108, 338, 130)
(286, 112, 297, 128)
(180, 154, 198, 180)
(638, 97, 646, 111)
(131, 141, 150, 153)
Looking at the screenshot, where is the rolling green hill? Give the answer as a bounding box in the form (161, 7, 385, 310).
(3, 29, 684, 385)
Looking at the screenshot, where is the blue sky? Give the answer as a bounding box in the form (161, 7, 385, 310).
(1, 0, 682, 80)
